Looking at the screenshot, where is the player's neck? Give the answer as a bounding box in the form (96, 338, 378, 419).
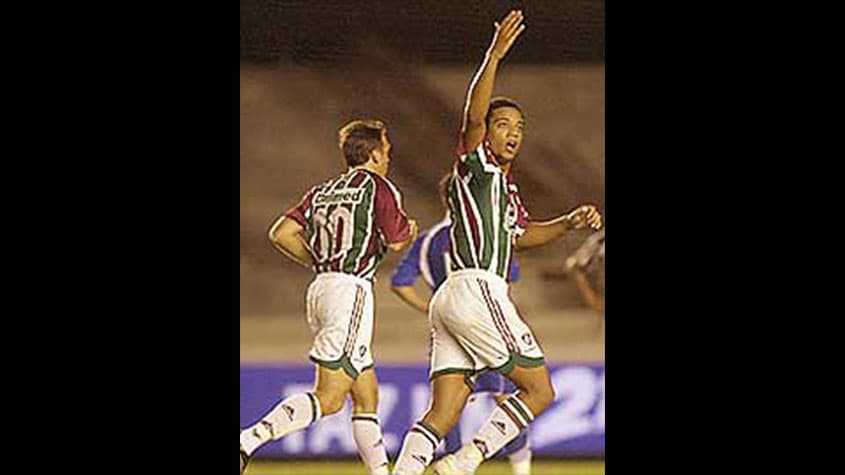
(350, 162, 384, 178)
(487, 150, 513, 175)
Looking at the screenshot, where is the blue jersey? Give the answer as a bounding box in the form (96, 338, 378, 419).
(391, 217, 520, 290)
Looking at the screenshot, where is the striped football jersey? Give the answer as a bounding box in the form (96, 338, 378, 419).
(285, 168, 411, 280)
(447, 139, 530, 280)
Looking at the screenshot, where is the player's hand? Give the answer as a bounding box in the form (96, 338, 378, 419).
(566, 205, 602, 230)
(488, 10, 526, 61)
(408, 219, 419, 242)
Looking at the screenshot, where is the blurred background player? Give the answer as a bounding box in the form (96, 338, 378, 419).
(391, 10, 602, 475)
(390, 175, 532, 475)
(240, 119, 418, 475)
(565, 229, 605, 314)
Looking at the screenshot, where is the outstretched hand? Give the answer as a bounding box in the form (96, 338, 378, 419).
(489, 10, 526, 60)
(566, 205, 603, 231)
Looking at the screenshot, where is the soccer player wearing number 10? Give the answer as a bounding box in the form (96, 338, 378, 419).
(239, 119, 419, 475)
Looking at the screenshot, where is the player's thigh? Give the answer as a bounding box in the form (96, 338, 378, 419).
(313, 364, 355, 413)
(430, 290, 477, 377)
(350, 367, 379, 414)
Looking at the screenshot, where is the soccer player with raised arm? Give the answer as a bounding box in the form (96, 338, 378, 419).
(391, 11, 602, 475)
(390, 175, 533, 475)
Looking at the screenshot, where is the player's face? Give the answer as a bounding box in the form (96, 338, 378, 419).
(370, 132, 392, 177)
(487, 107, 524, 164)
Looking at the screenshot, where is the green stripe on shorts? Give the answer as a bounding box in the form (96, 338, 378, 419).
(430, 367, 476, 390)
(492, 353, 546, 375)
(309, 355, 360, 379)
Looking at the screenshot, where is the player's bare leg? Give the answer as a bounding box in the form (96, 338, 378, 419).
(240, 365, 354, 474)
(393, 373, 472, 474)
(351, 368, 390, 475)
(503, 365, 555, 415)
(312, 364, 355, 415)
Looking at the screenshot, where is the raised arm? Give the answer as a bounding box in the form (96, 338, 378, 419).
(462, 10, 526, 151)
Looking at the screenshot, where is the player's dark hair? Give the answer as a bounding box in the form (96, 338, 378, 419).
(485, 97, 525, 128)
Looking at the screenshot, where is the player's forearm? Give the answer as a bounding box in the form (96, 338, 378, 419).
(271, 236, 313, 268)
(516, 217, 573, 250)
(268, 217, 314, 268)
(464, 53, 501, 129)
(391, 286, 429, 313)
(573, 270, 604, 312)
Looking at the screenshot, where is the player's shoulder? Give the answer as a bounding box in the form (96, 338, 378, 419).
(458, 139, 502, 176)
(314, 174, 340, 191)
(311, 170, 376, 197)
(365, 172, 405, 203)
(346, 168, 378, 189)
(364, 170, 397, 189)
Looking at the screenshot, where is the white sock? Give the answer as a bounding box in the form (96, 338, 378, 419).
(353, 413, 390, 475)
(392, 421, 442, 475)
(454, 396, 534, 473)
(508, 440, 532, 475)
(239, 392, 321, 456)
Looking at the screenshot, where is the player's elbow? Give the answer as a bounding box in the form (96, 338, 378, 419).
(390, 285, 410, 296)
(388, 240, 408, 253)
(267, 219, 284, 245)
(268, 217, 300, 247)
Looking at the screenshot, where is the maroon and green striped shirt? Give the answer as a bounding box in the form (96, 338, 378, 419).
(447, 139, 531, 280)
(285, 168, 411, 280)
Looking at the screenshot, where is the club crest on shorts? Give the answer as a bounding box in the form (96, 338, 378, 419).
(505, 202, 518, 228)
(359, 345, 367, 357)
(522, 333, 533, 346)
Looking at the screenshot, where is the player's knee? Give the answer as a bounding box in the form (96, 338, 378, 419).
(351, 392, 378, 414)
(515, 379, 555, 415)
(427, 401, 462, 429)
(314, 389, 347, 415)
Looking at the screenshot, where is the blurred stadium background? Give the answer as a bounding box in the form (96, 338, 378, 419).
(240, 1, 604, 473)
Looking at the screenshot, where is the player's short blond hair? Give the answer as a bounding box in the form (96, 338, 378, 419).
(338, 119, 387, 167)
